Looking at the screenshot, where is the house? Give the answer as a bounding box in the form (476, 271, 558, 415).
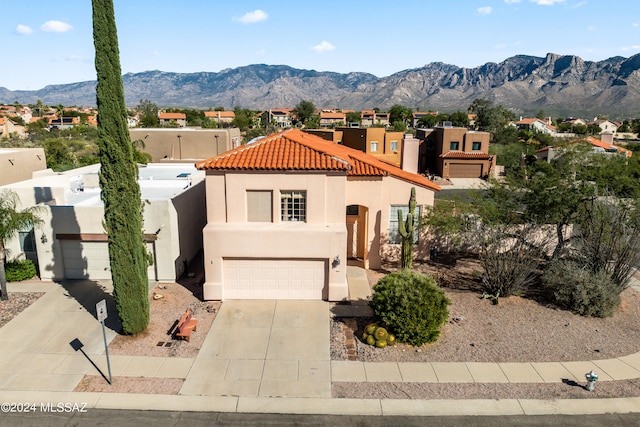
(159, 112, 187, 127)
(195, 129, 440, 301)
(537, 136, 632, 161)
(338, 127, 404, 166)
(417, 125, 494, 179)
(588, 118, 619, 134)
(129, 128, 242, 162)
(361, 110, 390, 128)
(204, 111, 235, 126)
(412, 111, 437, 128)
(2, 163, 206, 282)
(514, 117, 557, 135)
(0, 147, 47, 186)
(0, 117, 27, 138)
(263, 108, 293, 129)
(47, 116, 80, 131)
(319, 111, 346, 128)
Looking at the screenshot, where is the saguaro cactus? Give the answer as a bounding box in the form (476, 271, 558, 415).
(398, 187, 417, 270)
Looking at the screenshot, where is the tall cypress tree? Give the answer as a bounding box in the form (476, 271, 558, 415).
(92, 0, 149, 334)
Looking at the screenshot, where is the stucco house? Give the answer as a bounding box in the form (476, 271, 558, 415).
(2, 163, 206, 283)
(195, 129, 440, 301)
(0, 147, 47, 186)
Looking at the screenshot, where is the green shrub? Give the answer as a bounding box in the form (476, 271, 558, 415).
(369, 270, 450, 346)
(5, 259, 37, 282)
(542, 260, 620, 318)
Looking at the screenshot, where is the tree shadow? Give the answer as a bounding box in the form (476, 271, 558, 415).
(59, 279, 123, 333)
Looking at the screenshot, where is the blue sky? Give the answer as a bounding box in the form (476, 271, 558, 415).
(2, 0, 639, 91)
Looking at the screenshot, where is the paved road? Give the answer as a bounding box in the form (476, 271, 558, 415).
(1, 409, 639, 426)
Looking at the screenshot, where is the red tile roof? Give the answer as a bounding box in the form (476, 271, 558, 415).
(159, 112, 186, 119)
(586, 136, 632, 158)
(441, 151, 491, 159)
(196, 129, 440, 191)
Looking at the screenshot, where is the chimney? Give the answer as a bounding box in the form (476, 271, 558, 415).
(600, 132, 614, 144)
(401, 134, 419, 174)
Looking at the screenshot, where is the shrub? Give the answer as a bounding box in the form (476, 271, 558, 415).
(369, 270, 450, 346)
(5, 259, 37, 282)
(542, 260, 620, 318)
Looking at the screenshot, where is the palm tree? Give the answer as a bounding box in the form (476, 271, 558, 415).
(0, 190, 43, 301)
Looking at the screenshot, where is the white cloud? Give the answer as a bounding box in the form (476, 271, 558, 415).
(505, 0, 521, 3)
(15, 24, 33, 35)
(311, 41, 335, 53)
(530, 0, 566, 5)
(621, 45, 640, 51)
(233, 10, 268, 24)
(633, 22, 639, 27)
(477, 6, 492, 15)
(40, 20, 72, 32)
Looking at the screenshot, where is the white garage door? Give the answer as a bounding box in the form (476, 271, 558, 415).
(61, 241, 111, 280)
(60, 241, 157, 281)
(223, 259, 327, 299)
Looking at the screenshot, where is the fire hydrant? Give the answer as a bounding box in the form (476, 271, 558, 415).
(585, 370, 598, 392)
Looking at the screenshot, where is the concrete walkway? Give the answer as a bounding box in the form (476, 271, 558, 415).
(1, 271, 640, 416)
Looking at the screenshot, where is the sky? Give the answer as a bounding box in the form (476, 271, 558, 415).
(2, 0, 640, 91)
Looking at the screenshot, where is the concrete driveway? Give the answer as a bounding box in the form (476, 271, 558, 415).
(180, 300, 331, 398)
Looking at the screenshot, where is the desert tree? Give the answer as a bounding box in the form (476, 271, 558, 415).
(92, 0, 149, 334)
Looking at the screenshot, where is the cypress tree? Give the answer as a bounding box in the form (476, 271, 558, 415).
(92, 0, 149, 334)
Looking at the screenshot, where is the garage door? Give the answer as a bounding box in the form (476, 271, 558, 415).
(449, 163, 483, 178)
(60, 240, 157, 280)
(223, 259, 327, 299)
(61, 241, 111, 280)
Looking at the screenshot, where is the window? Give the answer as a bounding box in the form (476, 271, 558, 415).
(390, 140, 398, 151)
(450, 141, 459, 150)
(281, 190, 306, 222)
(388, 205, 421, 244)
(370, 141, 378, 152)
(18, 229, 36, 252)
(247, 190, 273, 222)
(472, 141, 481, 151)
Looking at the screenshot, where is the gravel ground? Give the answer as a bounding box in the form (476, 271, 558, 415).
(329, 257, 640, 399)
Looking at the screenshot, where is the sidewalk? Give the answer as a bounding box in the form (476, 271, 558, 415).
(0, 272, 639, 417)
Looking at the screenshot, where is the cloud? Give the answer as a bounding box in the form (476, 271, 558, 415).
(311, 41, 335, 53)
(633, 22, 639, 27)
(504, 0, 521, 3)
(477, 6, 492, 14)
(529, 0, 566, 5)
(621, 45, 640, 51)
(233, 10, 268, 24)
(40, 20, 72, 32)
(15, 24, 33, 35)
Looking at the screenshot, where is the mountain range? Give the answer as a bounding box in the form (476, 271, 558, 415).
(2, 52, 640, 117)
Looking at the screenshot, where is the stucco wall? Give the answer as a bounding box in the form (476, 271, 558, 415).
(129, 128, 241, 161)
(346, 176, 436, 269)
(201, 170, 349, 301)
(0, 148, 47, 186)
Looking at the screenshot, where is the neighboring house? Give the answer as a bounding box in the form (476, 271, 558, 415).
(0, 147, 47, 186)
(159, 112, 187, 127)
(338, 127, 404, 166)
(195, 129, 440, 301)
(264, 108, 293, 128)
(48, 116, 80, 131)
(2, 163, 206, 282)
(361, 110, 390, 128)
(588, 119, 619, 134)
(514, 117, 557, 135)
(204, 111, 235, 125)
(417, 125, 494, 179)
(0, 117, 27, 138)
(537, 136, 632, 161)
(319, 111, 346, 128)
(412, 111, 437, 128)
(562, 118, 587, 126)
(129, 128, 241, 162)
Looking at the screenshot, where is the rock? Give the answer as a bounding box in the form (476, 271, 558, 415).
(153, 293, 164, 300)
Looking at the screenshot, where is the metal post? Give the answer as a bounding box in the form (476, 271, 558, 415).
(101, 319, 112, 385)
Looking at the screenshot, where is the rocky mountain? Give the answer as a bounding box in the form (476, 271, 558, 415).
(2, 53, 640, 117)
